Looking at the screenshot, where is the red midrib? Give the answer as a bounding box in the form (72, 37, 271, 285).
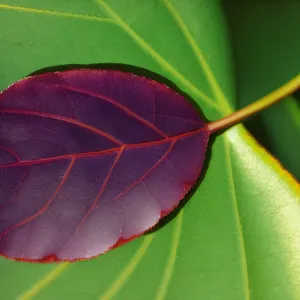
(0, 127, 207, 246)
(0, 141, 173, 242)
(58, 141, 176, 251)
(0, 126, 207, 169)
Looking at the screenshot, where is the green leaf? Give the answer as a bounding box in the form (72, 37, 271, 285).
(224, 2, 300, 179)
(0, 1, 299, 300)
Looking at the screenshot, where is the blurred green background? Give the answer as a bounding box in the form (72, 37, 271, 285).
(224, 1, 300, 179)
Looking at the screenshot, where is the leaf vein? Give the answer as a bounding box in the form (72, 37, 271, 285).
(17, 263, 69, 300)
(0, 109, 123, 146)
(155, 210, 183, 300)
(99, 235, 154, 300)
(0, 4, 113, 23)
(0, 158, 75, 239)
(0, 144, 21, 161)
(0, 166, 30, 210)
(96, 0, 218, 109)
(75, 148, 124, 233)
(112, 141, 175, 204)
(223, 136, 251, 300)
(0, 127, 207, 170)
(161, 0, 230, 111)
(50, 83, 168, 138)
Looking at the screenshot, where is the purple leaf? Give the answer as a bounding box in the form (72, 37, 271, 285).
(0, 70, 209, 262)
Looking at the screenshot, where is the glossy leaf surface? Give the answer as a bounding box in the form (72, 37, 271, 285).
(0, 1, 300, 300)
(0, 70, 209, 261)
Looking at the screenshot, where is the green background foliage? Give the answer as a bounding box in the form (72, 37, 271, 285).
(224, 1, 300, 179)
(0, 1, 299, 300)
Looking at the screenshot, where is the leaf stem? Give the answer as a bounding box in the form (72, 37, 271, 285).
(208, 75, 300, 133)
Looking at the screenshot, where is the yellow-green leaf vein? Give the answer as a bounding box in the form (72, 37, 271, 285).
(99, 235, 154, 300)
(17, 263, 69, 300)
(96, 0, 218, 110)
(161, 0, 231, 113)
(0, 4, 113, 23)
(155, 210, 183, 300)
(223, 134, 250, 300)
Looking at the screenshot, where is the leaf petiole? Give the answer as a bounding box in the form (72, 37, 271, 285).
(208, 75, 300, 133)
